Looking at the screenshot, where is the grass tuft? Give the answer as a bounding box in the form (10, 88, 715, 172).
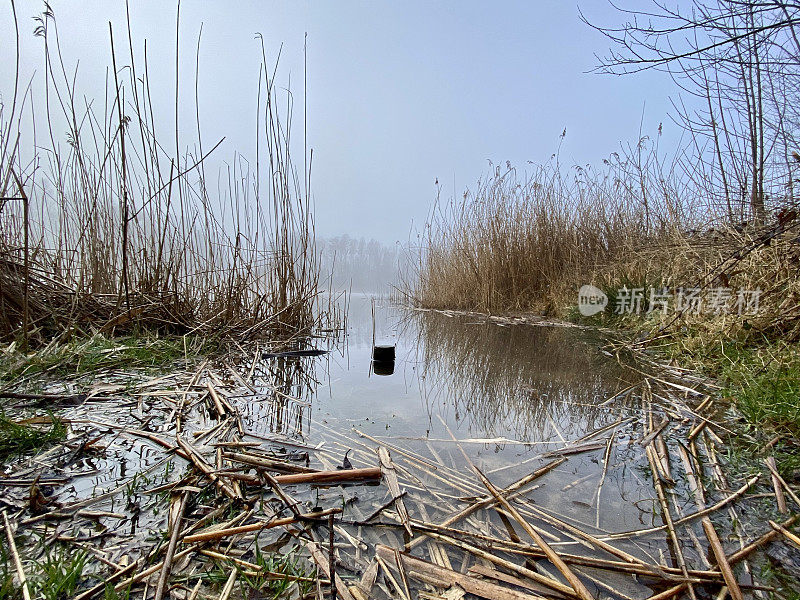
(239, 547, 315, 598)
(0, 334, 207, 384)
(0, 412, 66, 462)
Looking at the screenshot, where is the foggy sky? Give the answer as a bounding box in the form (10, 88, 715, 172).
(0, 1, 687, 244)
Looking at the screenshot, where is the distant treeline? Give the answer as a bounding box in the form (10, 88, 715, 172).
(318, 235, 402, 294)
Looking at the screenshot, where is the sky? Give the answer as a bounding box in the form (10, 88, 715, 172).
(0, 1, 688, 244)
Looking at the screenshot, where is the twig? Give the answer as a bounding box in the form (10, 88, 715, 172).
(2, 511, 31, 600)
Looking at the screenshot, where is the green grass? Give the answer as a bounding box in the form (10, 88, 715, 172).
(720, 349, 800, 436)
(0, 544, 88, 600)
(0, 333, 210, 383)
(103, 583, 131, 600)
(35, 547, 88, 600)
(0, 544, 17, 600)
(239, 547, 315, 599)
(0, 412, 66, 462)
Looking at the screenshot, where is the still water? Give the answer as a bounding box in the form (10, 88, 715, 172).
(255, 294, 654, 534)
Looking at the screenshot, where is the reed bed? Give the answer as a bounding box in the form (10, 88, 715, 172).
(0, 7, 327, 348)
(406, 156, 800, 345)
(406, 158, 681, 315)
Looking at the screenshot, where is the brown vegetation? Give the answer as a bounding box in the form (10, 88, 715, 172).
(0, 6, 325, 348)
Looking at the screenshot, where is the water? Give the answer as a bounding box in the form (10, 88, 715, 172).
(16, 293, 717, 598)
(249, 294, 685, 598)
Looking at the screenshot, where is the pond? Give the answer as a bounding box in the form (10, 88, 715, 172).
(4, 294, 762, 600)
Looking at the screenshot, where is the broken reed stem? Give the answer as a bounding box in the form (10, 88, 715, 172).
(154, 492, 187, 600)
(182, 507, 342, 544)
(403, 456, 566, 552)
(766, 456, 788, 514)
(769, 520, 800, 549)
(329, 513, 337, 600)
(595, 430, 615, 529)
(439, 417, 594, 600)
(607, 475, 760, 539)
(647, 516, 798, 600)
(645, 443, 697, 600)
(2, 510, 31, 600)
(679, 445, 744, 600)
(765, 457, 800, 510)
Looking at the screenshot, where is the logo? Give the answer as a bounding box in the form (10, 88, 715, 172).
(578, 285, 608, 316)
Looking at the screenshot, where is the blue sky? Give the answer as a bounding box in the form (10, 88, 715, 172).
(0, 1, 688, 243)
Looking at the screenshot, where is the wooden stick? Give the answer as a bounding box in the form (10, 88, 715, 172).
(2, 511, 31, 600)
(329, 513, 337, 600)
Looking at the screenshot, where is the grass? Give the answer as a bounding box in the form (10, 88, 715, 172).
(0, 544, 88, 600)
(721, 348, 800, 436)
(0, 333, 209, 384)
(670, 337, 800, 476)
(239, 547, 315, 598)
(0, 412, 65, 462)
(0, 545, 16, 600)
(35, 547, 88, 600)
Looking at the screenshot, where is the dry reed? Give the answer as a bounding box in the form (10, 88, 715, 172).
(0, 6, 328, 347)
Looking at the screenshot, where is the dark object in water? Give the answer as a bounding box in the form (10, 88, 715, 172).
(372, 360, 395, 376)
(262, 349, 329, 359)
(372, 344, 395, 362)
(337, 449, 353, 470)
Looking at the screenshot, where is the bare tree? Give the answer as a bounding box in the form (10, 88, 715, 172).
(585, 1, 800, 224)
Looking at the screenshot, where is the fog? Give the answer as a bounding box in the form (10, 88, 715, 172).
(0, 1, 688, 244)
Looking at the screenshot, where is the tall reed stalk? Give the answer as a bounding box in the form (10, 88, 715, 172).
(0, 6, 327, 346)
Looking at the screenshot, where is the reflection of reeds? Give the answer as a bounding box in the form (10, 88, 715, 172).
(414, 312, 637, 439)
(0, 7, 325, 346)
(245, 355, 321, 440)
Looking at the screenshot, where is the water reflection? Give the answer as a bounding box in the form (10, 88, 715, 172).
(412, 311, 638, 440)
(251, 296, 639, 447)
(241, 355, 320, 441)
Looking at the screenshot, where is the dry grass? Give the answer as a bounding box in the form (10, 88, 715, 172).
(406, 157, 684, 315)
(405, 153, 800, 344)
(0, 7, 329, 348)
